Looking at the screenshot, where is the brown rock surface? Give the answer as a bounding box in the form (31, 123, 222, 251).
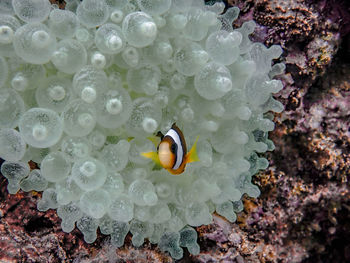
(1, 0, 349, 262)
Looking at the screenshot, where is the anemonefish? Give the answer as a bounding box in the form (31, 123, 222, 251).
(141, 123, 199, 175)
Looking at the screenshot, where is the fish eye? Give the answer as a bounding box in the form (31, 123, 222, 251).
(171, 143, 177, 153)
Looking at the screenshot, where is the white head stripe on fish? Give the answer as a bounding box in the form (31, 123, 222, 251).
(165, 128, 183, 170)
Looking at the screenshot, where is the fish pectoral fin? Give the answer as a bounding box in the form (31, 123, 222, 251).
(147, 136, 160, 148)
(141, 151, 161, 166)
(186, 136, 200, 163)
(156, 131, 164, 139)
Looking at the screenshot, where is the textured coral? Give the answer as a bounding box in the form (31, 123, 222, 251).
(1, 0, 350, 262)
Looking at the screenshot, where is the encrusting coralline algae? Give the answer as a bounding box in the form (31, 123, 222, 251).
(0, 0, 284, 259)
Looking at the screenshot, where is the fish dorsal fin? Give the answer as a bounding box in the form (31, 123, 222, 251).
(186, 136, 200, 163)
(141, 151, 161, 166)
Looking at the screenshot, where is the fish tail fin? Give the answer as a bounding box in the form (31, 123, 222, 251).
(186, 136, 200, 163)
(141, 151, 161, 166)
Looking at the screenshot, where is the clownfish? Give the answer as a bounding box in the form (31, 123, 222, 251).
(141, 123, 199, 175)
